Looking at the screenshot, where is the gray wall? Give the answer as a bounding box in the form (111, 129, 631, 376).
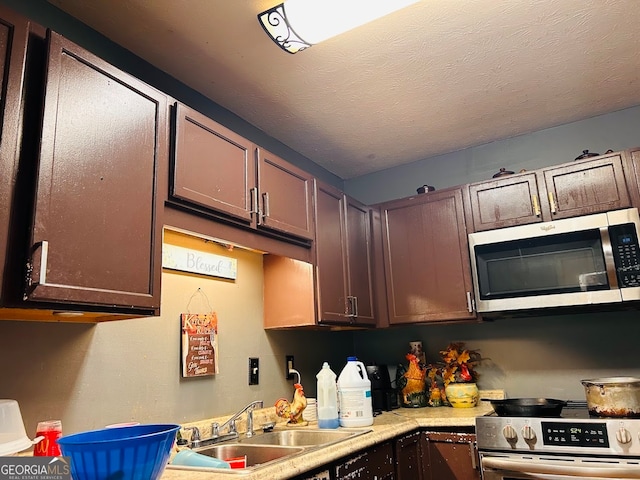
(353, 311, 640, 401)
(344, 105, 640, 204)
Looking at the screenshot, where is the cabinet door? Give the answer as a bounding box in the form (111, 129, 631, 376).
(171, 103, 255, 223)
(314, 181, 349, 324)
(422, 431, 480, 480)
(380, 188, 476, 324)
(26, 32, 167, 312)
(0, 7, 29, 301)
(622, 148, 640, 209)
(257, 147, 314, 241)
(541, 153, 631, 220)
(467, 172, 543, 231)
(345, 196, 375, 325)
(335, 442, 395, 480)
(395, 430, 424, 480)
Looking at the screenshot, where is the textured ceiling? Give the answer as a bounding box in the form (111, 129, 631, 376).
(48, 0, 640, 179)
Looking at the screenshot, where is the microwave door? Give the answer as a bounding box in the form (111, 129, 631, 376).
(469, 212, 623, 313)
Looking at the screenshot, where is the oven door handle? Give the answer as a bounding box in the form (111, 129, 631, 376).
(483, 457, 640, 479)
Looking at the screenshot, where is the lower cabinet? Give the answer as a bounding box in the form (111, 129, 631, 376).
(395, 430, 424, 480)
(335, 441, 395, 480)
(292, 429, 479, 480)
(422, 430, 480, 480)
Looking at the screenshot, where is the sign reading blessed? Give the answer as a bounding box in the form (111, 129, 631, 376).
(163, 244, 237, 279)
(181, 312, 219, 377)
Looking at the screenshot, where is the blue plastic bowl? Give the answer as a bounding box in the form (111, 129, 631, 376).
(57, 424, 180, 480)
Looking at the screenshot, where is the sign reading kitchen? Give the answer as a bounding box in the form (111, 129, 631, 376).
(163, 244, 237, 279)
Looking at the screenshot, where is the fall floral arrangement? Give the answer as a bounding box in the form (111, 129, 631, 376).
(426, 342, 481, 406)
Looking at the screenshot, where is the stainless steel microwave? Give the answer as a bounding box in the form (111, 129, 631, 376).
(468, 208, 640, 313)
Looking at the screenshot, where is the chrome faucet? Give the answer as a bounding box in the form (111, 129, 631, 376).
(189, 400, 264, 448)
(213, 400, 264, 438)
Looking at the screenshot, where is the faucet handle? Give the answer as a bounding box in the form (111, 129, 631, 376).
(183, 426, 200, 442)
(228, 419, 237, 434)
(211, 422, 220, 437)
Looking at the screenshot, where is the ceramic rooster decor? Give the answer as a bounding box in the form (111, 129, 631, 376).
(396, 353, 428, 408)
(275, 383, 308, 425)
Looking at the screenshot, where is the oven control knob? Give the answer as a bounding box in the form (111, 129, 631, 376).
(522, 425, 537, 442)
(503, 425, 518, 442)
(616, 427, 632, 445)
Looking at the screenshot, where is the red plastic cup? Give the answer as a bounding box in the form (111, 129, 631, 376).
(33, 420, 62, 456)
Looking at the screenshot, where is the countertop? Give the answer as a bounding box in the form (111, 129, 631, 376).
(162, 391, 502, 480)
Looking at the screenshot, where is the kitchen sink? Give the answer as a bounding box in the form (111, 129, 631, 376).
(166, 428, 371, 474)
(239, 428, 370, 447)
(167, 443, 305, 473)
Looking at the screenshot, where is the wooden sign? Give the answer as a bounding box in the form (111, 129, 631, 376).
(163, 244, 237, 279)
(181, 312, 219, 377)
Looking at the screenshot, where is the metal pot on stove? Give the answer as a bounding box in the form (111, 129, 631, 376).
(581, 376, 640, 418)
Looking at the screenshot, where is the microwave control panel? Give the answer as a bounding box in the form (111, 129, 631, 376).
(610, 223, 640, 287)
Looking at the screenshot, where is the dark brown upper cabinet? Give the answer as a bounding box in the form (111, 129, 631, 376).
(622, 148, 640, 209)
(378, 187, 477, 324)
(170, 103, 314, 243)
(0, 7, 30, 311)
(256, 147, 314, 241)
(172, 103, 255, 223)
(314, 181, 375, 326)
(22, 31, 168, 317)
(468, 151, 631, 232)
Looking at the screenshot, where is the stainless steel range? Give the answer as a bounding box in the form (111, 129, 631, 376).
(476, 404, 640, 479)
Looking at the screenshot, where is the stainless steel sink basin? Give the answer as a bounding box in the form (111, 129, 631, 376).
(239, 428, 369, 447)
(166, 428, 371, 474)
(167, 443, 305, 473)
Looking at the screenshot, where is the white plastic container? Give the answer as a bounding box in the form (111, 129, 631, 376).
(316, 362, 340, 429)
(337, 357, 373, 427)
(0, 399, 38, 456)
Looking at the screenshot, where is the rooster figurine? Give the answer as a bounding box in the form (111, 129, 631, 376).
(275, 383, 308, 424)
(396, 353, 427, 407)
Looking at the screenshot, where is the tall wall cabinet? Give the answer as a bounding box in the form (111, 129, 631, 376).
(377, 187, 477, 324)
(0, 12, 167, 320)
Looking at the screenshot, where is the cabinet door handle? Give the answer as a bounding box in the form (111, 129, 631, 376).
(32, 240, 49, 286)
(250, 187, 259, 217)
(466, 291, 473, 313)
(548, 191, 557, 214)
(352, 296, 358, 318)
(262, 192, 270, 219)
(470, 444, 478, 471)
(531, 194, 541, 216)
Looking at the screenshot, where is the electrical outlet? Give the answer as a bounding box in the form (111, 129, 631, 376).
(249, 357, 259, 385)
(286, 355, 295, 380)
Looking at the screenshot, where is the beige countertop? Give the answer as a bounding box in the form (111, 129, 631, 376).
(162, 391, 501, 480)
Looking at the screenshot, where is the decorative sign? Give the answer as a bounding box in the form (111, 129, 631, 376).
(163, 244, 237, 279)
(181, 312, 219, 377)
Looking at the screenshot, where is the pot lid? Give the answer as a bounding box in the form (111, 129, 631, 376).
(492, 167, 514, 178)
(581, 376, 640, 386)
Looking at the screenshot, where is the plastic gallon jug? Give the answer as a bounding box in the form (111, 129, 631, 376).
(316, 362, 340, 429)
(337, 357, 373, 427)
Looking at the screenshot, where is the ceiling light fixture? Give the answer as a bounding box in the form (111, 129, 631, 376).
(257, 0, 420, 54)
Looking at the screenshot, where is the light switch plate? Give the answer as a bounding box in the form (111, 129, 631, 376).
(249, 357, 259, 385)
